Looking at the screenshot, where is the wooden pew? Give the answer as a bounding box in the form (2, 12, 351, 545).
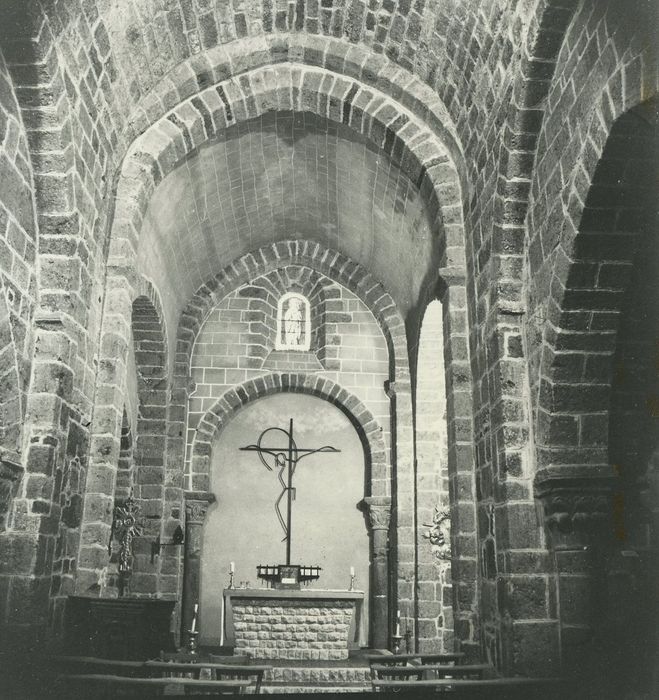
(49, 655, 147, 677)
(144, 659, 271, 693)
(371, 676, 562, 695)
(371, 663, 492, 682)
(366, 652, 466, 668)
(61, 673, 251, 696)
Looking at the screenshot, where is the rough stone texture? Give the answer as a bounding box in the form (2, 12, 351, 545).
(232, 598, 356, 660)
(0, 1, 655, 692)
(187, 269, 390, 478)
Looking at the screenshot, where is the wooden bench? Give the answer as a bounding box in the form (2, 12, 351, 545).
(366, 652, 466, 667)
(61, 673, 251, 695)
(371, 663, 492, 681)
(372, 676, 563, 695)
(49, 655, 147, 677)
(144, 660, 271, 693)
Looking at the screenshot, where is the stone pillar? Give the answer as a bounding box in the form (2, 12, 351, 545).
(535, 467, 616, 685)
(362, 496, 392, 649)
(181, 491, 215, 636)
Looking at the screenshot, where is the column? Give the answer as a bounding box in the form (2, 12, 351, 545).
(363, 496, 392, 649)
(181, 491, 215, 636)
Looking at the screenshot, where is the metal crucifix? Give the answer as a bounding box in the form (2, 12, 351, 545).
(239, 418, 340, 565)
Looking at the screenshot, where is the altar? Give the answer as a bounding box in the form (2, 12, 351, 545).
(223, 589, 365, 660)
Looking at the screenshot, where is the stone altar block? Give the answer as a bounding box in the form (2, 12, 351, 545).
(223, 589, 364, 660)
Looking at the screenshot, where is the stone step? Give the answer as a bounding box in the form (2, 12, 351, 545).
(262, 683, 369, 694)
(264, 666, 371, 684)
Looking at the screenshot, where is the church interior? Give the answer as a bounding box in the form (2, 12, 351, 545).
(0, 0, 656, 696)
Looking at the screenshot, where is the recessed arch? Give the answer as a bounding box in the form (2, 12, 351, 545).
(533, 96, 657, 473)
(108, 63, 467, 321)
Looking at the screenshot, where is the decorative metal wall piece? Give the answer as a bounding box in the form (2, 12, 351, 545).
(240, 418, 339, 569)
(423, 505, 451, 561)
(108, 494, 144, 596)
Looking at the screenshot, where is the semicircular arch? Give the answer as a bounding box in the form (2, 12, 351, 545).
(189, 373, 388, 497)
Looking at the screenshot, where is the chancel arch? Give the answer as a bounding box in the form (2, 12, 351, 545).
(186, 374, 390, 649)
(201, 393, 371, 648)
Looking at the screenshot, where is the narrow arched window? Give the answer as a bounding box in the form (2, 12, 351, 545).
(276, 292, 311, 351)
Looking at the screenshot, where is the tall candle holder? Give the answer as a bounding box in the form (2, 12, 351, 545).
(349, 573, 356, 591)
(391, 632, 403, 655)
(404, 627, 412, 654)
(228, 570, 235, 589)
(187, 630, 199, 654)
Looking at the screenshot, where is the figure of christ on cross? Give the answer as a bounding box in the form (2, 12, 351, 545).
(239, 418, 340, 566)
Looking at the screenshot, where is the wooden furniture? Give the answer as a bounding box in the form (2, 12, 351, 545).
(64, 596, 176, 660)
(53, 655, 271, 695)
(51, 655, 146, 677)
(371, 663, 491, 681)
(371, 676, 562, 694)
(62, 674, 251, 696)
(144, 660, 271, 693)
(366, 651, 466, 666)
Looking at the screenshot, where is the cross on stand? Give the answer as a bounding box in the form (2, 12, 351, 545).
(239, 418, 340, 585)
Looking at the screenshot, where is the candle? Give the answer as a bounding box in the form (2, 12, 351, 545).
(230, 561, 235, 574)
(350, 566, 355, 577)
(191, 603, 198, 632)
(395, 609, 401, 637)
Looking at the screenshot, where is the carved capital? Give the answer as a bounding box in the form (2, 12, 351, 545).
(184, 491, 216, 525)
(535, 467, 617, 547)
(361, 496, 392, 531)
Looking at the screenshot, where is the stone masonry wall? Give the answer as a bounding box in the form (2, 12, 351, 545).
(232, 598, 355, 660)
(187, 267, 389, 484)
(0, 45, 39, 640)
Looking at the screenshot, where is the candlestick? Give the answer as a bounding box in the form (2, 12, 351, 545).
(190, 603, 198, 632)
(228, 570, 235, 589)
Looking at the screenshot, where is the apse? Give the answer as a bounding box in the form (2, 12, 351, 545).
(135, 111, 440, 360)
(200, 393, 370, 647)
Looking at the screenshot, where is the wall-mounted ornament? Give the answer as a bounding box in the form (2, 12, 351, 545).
(108, 494, 144, 596)
(275, 292, 311, 351)
(422, 506, 451, 561)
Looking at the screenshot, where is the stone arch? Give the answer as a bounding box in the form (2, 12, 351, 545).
(413, 299, 452, 653)
(175, 241, 409, 384)
(0, 280, 25, 530)
(76, 275, 171, 595)
(123, 34, 464, 180)
(410, 272, 479, 659)
(190, 373, 387, 493)
(0, 280, 24, 464)
(531, 94, 656, 685)
(534, 90, 656, 474)
(183, 372, 392, 647)
(108, 62, 466, 282)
